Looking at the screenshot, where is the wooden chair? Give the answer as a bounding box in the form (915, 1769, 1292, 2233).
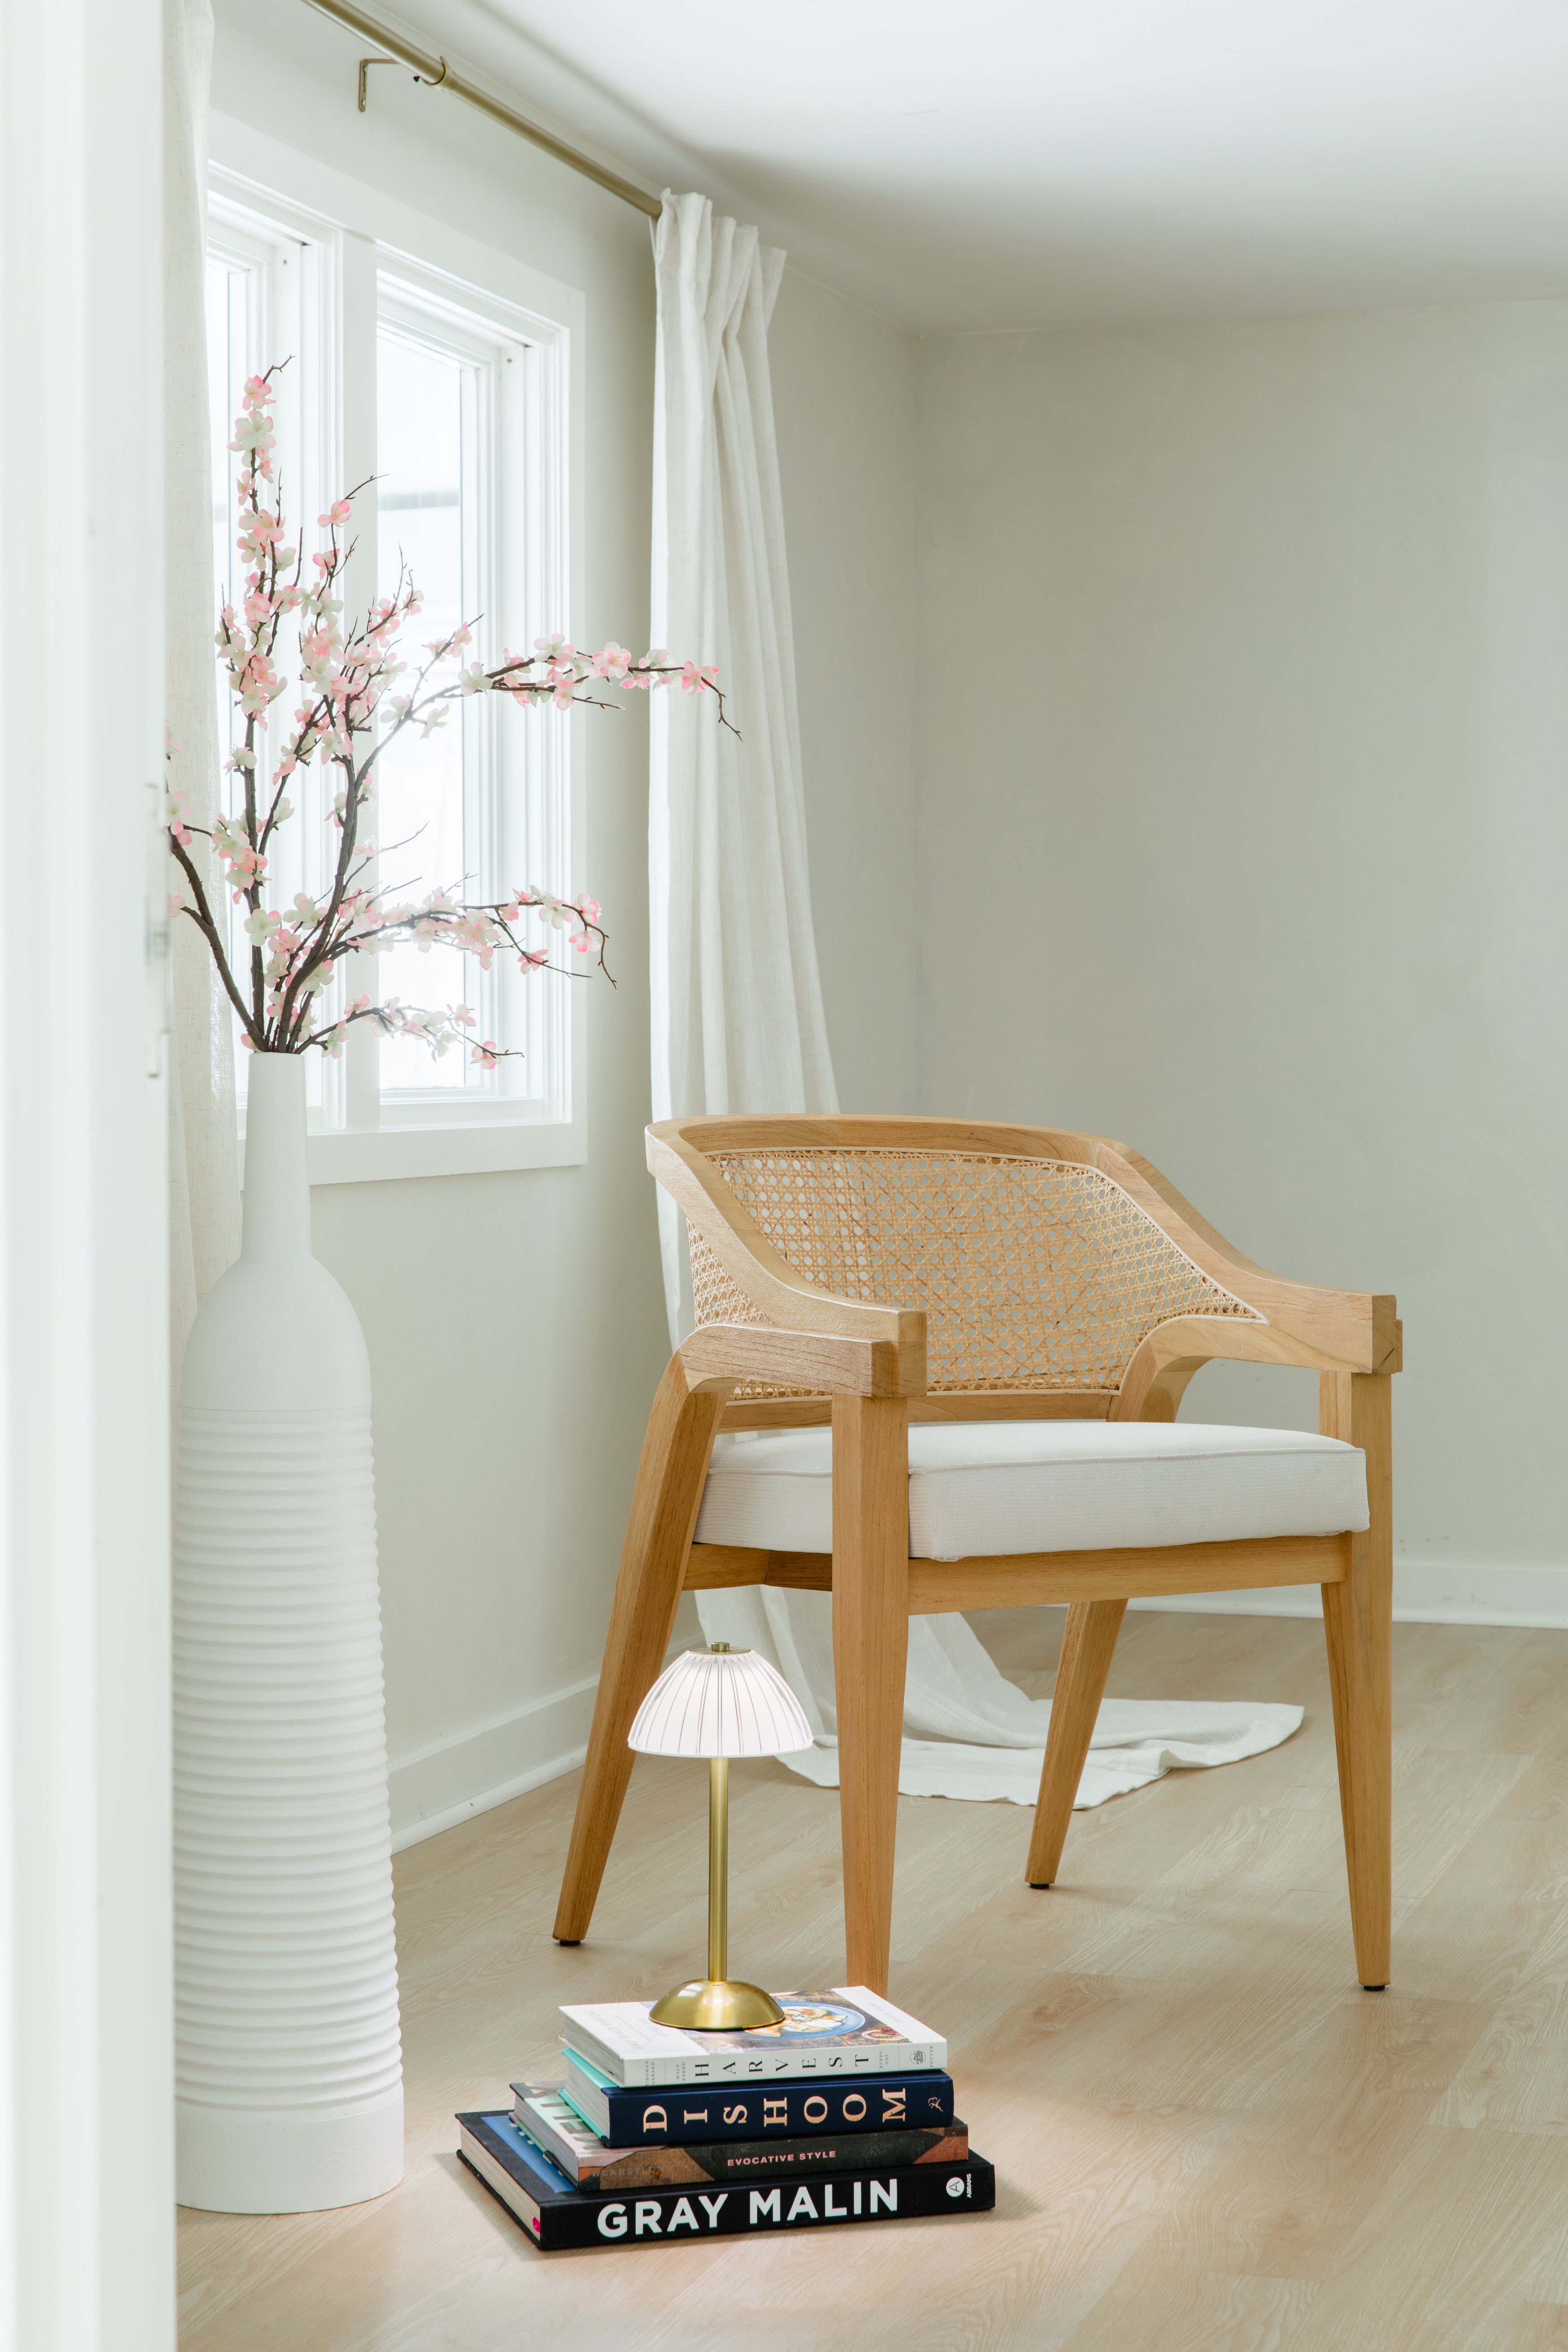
(554, 1116, 1399, 1998)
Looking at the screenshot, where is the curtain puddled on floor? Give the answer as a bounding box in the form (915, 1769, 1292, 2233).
(165, 0, 241, 1379)
(647, 192, 1304, 1808)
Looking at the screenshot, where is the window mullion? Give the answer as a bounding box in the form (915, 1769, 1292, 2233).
(340, 230, 381, 1134)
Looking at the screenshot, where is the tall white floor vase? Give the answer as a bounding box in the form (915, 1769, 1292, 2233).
(174, 1052, 403, 2213)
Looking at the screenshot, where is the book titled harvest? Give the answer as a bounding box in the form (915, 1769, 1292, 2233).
(556, 2049, 956, 2145)
(512, 2082, 969, 2193)
(557, 1986, 945, 2088)
(456, 2111, 995, 2252)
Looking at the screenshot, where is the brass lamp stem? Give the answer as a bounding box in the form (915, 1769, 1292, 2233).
(708, 1755, 728, 1985)
(644, 1646, 787, 2033)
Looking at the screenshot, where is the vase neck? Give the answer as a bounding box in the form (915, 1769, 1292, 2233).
(241, 1054, 312, 1261)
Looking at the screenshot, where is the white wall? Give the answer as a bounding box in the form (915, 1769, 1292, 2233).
(211, 0, 920, 1838)
(771, 271, 920, 1111)
(915, 304, 1568, 1613)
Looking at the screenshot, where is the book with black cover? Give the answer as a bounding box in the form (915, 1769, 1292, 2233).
(456, 2111, 995, 2251)
(557, 2047, 956, 2144)
(511, 2081, 969, 2192)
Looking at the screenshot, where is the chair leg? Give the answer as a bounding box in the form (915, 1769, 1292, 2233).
(1319, 1371, 1393, 1988)
(1025, 1598, 1127, 1886)
(553, 1356, 729, 1945)
(831, 1395, 909, 1998)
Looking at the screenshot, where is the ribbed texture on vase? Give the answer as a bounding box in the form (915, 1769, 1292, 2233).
(173, 1404, 403, 2149)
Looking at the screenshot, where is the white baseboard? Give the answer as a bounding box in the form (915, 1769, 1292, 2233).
(387, 1566, 1568, 1857)
(388, 1674, 599, 1854)
(1128, 1559, 1568, 1630)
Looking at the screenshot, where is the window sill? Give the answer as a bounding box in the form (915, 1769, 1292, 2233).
(304, 1115, 586, 1185)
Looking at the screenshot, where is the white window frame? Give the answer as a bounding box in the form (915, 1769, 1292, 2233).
(208, 119, 588, 1183)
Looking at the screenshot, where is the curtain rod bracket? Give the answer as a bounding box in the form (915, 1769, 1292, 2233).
(357, 54, 398, 112)
(309, 0, 662, 218)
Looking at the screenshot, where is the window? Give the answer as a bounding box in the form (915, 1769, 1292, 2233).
(205, 153, 582, 1181)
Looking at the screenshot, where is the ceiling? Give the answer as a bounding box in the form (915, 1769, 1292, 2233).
(399, 0, 1568, 332)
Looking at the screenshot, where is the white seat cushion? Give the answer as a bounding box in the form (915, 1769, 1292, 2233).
(694, 1421, 1370, 1561)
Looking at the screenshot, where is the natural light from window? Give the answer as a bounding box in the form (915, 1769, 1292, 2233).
(376, 327, 471, 1094)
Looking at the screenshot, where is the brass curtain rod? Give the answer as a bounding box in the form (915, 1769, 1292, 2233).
(302, 0, 663, 219)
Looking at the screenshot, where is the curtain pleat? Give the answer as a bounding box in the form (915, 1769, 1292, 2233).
(164, 0, 241, 1383)
(648, 190, 839, 1343)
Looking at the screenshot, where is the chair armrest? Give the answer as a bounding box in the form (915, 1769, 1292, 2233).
(1116, 1308, 1402, 1422)
(679, 1322, 923, 1400)
(648, 1122, 928, 1376)
(1094, 1142, 1399, 1370)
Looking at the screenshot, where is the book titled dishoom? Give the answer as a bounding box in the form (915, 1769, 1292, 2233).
(552, 2050, 956, 2147)
(556, 1987, 945, 2089)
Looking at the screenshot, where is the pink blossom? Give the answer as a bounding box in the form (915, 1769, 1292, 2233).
(184, 365, 631, 1062)
(625, 649, 672, 690)
(681, 659, 719, 696)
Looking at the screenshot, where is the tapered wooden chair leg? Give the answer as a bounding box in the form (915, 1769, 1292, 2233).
(1319, 1371, 1393, 1988)
(553, 1357, 730, 1945)
(831, 1396, 910, 1998)
(1026, 1598, 1128, 1886)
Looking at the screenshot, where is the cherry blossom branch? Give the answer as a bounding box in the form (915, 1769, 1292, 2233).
(167, 826, 266, 1046)
(172, 365, 726, 1067)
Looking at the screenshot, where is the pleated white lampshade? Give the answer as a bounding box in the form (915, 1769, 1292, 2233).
(629, 1647, 813, 1759)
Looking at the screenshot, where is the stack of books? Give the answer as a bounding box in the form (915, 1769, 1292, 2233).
(456, 1986, 994, 2251)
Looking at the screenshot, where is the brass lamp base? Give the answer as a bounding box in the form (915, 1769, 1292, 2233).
(649, 1978, 785, 2032)
(650, 1740, 783, 2035)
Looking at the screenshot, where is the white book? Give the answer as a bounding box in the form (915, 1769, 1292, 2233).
(556, 1986, 946, 2089)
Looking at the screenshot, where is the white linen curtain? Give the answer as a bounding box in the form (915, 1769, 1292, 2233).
(648, 191, 1304, 1809)
(166, 0, 241, 1374)
(648, 191, 838, 1339)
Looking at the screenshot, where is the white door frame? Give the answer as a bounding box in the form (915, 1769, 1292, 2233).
(0, 0, 174, 2344)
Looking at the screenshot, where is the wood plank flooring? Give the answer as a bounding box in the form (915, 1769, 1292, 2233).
(177, 1608, 1568, 2352)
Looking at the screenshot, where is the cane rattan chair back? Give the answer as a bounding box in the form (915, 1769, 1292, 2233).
(687, 1145, 1262, 1402)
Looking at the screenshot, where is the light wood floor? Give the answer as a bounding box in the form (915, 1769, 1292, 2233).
(178, 1607, 1568, 2352)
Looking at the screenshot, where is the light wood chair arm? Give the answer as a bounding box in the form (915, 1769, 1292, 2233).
(1116, 1310, 1404, 1421)
(648, 1122, 928, 1374)
(678, 1322, 926, 1400)
(1091, 1138, 1401, 1415)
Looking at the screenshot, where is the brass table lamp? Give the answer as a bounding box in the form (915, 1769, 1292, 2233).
(628, 1642, 814, 2032)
